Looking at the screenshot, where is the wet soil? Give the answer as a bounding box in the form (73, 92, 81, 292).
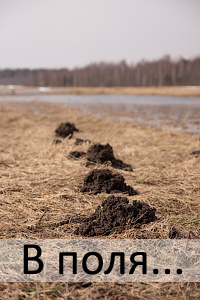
(80, 169, 137, 195)
(55, 122, 79, 138)
(86, 143, 133, 171)
(74, 195, 157, 236)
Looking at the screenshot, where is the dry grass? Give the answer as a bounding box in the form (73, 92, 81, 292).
(56, 86, 200, 97)
(0, 101, 199, 299)
(1, 86, 200, 97)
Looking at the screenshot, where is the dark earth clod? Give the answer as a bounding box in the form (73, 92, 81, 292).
(86, 143, 133, 171)
(80, 169, 137, 195)
(74, 195, 157, 236)
(86, 143, 114, 164)
(55, 122, 79, 138)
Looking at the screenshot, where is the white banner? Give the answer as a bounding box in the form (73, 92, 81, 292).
(0, 239, 199, 282)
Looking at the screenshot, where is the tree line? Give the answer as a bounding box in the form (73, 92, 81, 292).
(0, 56, 200, 87)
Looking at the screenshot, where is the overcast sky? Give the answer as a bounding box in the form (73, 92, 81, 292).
(0, 0, 200, 69)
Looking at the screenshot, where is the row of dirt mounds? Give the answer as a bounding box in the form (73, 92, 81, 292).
(74, 195, 157, 236)
(69, 143, 133, 171)
(54, 123, 132, 172)
(53, 121, 158, 237)
(55, 122, 79, 138)
(80, 169, 137, 196)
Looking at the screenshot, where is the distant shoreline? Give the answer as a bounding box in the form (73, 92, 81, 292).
(0, 86, 200, 98)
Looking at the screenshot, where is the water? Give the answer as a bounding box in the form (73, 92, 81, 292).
(0, 94, 200, 133)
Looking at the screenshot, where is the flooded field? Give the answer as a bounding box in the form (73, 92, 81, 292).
(1, 94, 200, 133)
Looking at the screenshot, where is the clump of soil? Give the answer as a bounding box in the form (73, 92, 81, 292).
(80, 169, 137, 195)
(75, 138, 91, 145)
(55, 122, 79, 138)
(52, 139, 62, 145)
(86, 143, 133, 171)
(86, 143, 114, 163)
(74, 195, 157, 236)
(69, 151, 86, 159)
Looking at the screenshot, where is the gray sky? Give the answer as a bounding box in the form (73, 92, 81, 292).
(0, 0, 200, 69)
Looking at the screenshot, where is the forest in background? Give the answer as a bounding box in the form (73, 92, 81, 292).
(0, 56, 200, 87)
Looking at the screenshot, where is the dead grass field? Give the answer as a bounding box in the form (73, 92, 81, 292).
(1, 86, 200, 97)
(53, 86, 200, 97)
(0, 101, 199, 299)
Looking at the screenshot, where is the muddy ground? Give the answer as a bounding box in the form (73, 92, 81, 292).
(0, 101, 199, 299)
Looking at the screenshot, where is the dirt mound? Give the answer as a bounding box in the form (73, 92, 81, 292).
(74, 138, 91, 145)
(86, 143, 132, 171)
(75, 195, 157, 236)
(55, 122, 79, 138)
(80, 169, 137, 195)
(69, 151, 86, 159)
(87, 143, 114, 163)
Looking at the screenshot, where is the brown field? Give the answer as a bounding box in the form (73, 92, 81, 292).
(0, 101, 199, 299)
(53, 86, 200, 97)
(1, 85, 200, 97)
